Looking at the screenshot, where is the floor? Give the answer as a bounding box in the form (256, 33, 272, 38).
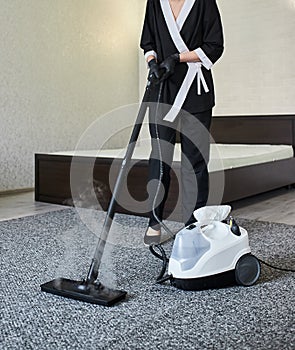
(231, 187, 295, 225)
(0, 191, 65, 222)
(1, 208, 294, 350)
(0, 187, 295, 225)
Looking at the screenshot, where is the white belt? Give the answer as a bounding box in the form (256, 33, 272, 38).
(196, 62, 209, 96)
(163, 62, 209, 123)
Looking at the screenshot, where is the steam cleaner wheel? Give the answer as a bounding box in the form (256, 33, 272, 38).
(235, 254, 261, 286)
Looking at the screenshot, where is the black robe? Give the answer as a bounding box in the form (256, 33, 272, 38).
(140, 0, 224, 118)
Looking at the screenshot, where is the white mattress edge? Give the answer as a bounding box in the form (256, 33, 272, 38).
(48, 144, 294, 172)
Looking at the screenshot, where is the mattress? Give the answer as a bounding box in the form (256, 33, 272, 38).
(51, 144, 294, 172)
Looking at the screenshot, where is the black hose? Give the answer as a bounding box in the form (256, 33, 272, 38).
(156, 274, 172, 284)
(149, 244, 171, 283)
(151, 81, 182, 240)
(149, 244, 165, 261)
(147, 80, 181, 284)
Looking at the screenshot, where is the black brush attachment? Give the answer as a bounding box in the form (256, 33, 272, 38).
(41, 278, 127, 307)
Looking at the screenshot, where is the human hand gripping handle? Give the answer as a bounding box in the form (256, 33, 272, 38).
(159, 53, 180, 80)
(148, 59, 162, 83)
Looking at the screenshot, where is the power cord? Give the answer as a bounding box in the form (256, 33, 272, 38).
(257, 258, 295, 273)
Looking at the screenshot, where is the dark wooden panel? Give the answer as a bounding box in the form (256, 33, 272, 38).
(38, 160, 71, 198)
(211, 115, 295, 145)
(220, 158, 295, 202)
(35, 154, 295, 222)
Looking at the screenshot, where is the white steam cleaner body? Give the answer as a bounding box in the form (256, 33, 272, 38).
(168, 206, 261, 290)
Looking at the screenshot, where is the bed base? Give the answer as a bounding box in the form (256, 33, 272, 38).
(35, 115, 295, 222)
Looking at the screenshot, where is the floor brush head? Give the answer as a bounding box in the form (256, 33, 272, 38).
(41, 278, 127, 307)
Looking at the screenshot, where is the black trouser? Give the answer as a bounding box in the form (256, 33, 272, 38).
(147, 106, 212, 228)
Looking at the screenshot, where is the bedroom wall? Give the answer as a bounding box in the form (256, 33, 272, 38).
(213, 0, 295, 115)
(138, 0, 295, 116)
(0, 0, 141, 192)
(2, 0, 294, 192)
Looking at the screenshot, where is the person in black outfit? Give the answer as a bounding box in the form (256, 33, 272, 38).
(140, 0, 224, 244)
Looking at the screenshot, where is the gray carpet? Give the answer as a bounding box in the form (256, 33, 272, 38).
(0, 209, 294, 350)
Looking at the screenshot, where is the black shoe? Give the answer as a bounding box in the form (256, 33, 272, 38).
(144, 227, 161, 246)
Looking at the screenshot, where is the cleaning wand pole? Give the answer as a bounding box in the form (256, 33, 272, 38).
(85, 79, 156, 284)
(40, 76, 165, 306)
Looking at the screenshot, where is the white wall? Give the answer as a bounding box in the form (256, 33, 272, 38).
(2, 0, 295, 192)
(214, 0, 295, 115)
(0, 0, 141, 192)
(139, 0, 295, 116)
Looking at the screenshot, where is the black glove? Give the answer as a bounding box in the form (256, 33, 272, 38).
(148, 59, 161, 82)
(159, 53, 180, 79)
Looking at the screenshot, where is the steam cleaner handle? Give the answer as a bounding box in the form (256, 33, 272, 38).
(230, 216, 241, 236)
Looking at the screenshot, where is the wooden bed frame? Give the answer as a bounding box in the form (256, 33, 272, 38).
(35, 115, 295, 222)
